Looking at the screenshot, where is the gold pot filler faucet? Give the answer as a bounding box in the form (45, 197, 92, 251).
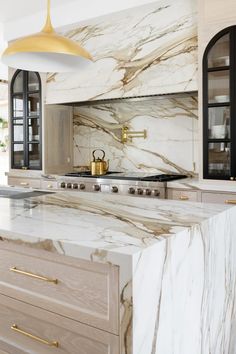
(121, 126, 147, 143)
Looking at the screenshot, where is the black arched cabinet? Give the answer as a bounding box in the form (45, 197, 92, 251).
(11, 70, 42, 170)
(203, 26, 236, 180)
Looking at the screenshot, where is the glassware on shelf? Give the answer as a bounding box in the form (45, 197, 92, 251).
(208, 142, 231, 176)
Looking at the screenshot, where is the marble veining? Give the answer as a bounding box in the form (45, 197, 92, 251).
(46, 0, 197, 104)
(73, 94, 199, 175)
(0, 191, 235, 354)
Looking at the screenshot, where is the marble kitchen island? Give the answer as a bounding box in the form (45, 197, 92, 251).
(0, 191, 235, 354)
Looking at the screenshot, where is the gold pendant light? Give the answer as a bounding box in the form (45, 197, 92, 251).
(1, 0, 92, 72)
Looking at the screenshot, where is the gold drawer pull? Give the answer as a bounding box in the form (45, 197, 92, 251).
(20, 182, 29, 186)
(179, 195, 189, 201)
(225, 200, 236, 205)
(10, 267, 58, 284)
(11, 324, 59, 347)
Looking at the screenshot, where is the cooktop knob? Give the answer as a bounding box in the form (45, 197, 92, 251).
(79, 183, 86, 190)
(112, 186, 118, 193)
(154, 189, 160, 196)
(93, 184, 100, 191)
(60, 182, 66, 188)
(128, 187, 135, 194)
(66, 183, 72, 189)
(137, 188, 143, 195)
(145, 189, 152, 196)
(72, 183, 78, 189)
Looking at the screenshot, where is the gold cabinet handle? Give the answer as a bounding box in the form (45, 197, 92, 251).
(20, 182, 29, 186)
(179, 195, 189, 201)
(10, 267, 58, 284)
(225, 200, 236, 205)
(47, 184, 53, 188)
(11, 324, 59, 347)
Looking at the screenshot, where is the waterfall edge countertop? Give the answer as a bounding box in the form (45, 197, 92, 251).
(0, 191, 236, 354)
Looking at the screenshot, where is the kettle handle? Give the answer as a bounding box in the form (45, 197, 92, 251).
(92, 149, 105, 161)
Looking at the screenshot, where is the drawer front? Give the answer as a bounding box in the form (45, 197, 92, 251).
(167, 189, 198, 202)
(0, 245, 119, 334)
(8, 177, 41, 189)
(41, 180, 58, 190)
(0, 294, 119, 354)
(201, 192, 236, 204)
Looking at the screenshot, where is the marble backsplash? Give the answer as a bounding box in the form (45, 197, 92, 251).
(73, 94, 199, 176)
(46, 0, 197, 104)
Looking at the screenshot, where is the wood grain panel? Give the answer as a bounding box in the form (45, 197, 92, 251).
(0, 294, 120, 354)
(0, 243, 119, 334)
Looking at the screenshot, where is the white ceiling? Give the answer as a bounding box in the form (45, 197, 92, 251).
(0, 0, 74, 22)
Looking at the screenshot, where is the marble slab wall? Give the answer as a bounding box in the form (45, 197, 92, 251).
(73, 94, 199, 175)
(46, 0, 197, 104)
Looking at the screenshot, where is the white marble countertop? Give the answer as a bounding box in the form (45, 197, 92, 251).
(0, 190, 232, 262)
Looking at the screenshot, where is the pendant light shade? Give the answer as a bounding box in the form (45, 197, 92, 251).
(1, 0, 92, 72)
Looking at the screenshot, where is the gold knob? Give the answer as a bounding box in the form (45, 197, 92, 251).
(179, 195, 189, 201)
(230, 177, 234, 181)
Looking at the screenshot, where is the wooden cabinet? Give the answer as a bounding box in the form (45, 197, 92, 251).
(0, 294, 119, 354)
(167, 189, 199, 202)
(0, 244, 119, 335)
(8, 177, 41, 189)
(0, 243, 120, 353)
(201, 191, 236, 204)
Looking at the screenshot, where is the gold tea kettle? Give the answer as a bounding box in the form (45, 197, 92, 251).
(90, 149, 109, 176)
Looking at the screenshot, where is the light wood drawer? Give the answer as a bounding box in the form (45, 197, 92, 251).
(8, 177, 41, 189)
(41, 180, 58, 190)
(201, 192, 236, 204)
(0, 294, 120, 354)
(167, 189, 198, 201)
(0, 244, 119, 335)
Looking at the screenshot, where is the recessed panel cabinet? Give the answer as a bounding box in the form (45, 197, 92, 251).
(203, 26, 236, 180)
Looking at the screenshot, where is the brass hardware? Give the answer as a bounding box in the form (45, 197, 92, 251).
(90, 149, 109, 176)
(230, 177, 234, 181)
(11, 324, 59, 347)
(121, 126, 147, 143)
(10, 267, 58, 284)
(20, 182, 29, 186)
(47, 184, 53, 188)
(21, 167, 28, 170)
(179, 195, 189, 201)
(225, 200, 236, 204)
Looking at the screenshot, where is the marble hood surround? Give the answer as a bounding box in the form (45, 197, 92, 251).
(46, 0, 197, 104)
(0, 191, 235, 354)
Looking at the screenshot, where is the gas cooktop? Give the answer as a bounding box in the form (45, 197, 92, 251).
(64, 171, 188, 182)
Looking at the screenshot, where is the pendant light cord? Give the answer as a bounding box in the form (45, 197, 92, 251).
(42, 0, 54, 33)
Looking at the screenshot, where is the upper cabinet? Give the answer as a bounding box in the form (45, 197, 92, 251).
(203, 26, 236, 180)
(11, 70, 42, 170)
(9, 69, 74, 175)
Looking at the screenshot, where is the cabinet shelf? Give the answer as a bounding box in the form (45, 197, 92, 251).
(208, 102, 230, 108)
(207, 65, 229, 72)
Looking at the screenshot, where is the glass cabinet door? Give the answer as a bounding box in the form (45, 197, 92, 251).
(11, 70, 41, 170)
(203, 27, 236, 180)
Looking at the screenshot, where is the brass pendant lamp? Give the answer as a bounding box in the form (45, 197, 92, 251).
(1, 0, 92, 72)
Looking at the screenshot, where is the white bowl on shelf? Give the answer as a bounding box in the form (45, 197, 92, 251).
(214, 95, 229, 103)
